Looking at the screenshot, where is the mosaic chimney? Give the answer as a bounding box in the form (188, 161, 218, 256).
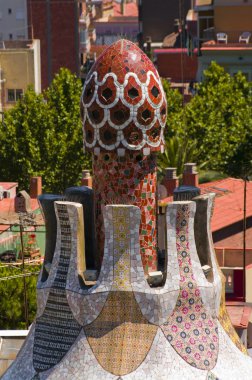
(81, 39, 167, 273)
(3, 40, 252, 380)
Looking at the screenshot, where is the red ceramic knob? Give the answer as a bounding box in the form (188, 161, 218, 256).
(81, 39, 167, 155)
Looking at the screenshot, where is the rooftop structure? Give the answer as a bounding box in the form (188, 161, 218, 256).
(139, 0, 192, 43)
(0, 179, 44, 261)
(27, 0, 79, 90)
(94, 1, 139, 45)
(81, 39, 167, 272)
(161, 176, 252, 241)
(2, 39, 252, 379)
(160, 172, 252, 302)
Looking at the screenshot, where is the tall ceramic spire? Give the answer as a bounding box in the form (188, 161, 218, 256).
(3, 40, 252, 380)
(81, 39, 167, 272)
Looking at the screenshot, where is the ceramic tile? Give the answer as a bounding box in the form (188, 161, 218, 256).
(81, 40, 167, 154)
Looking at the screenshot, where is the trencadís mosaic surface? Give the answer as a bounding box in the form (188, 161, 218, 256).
(3, 40, 252, 380)
(3, 201, 252, 380)
(81, 39, 166, 154)
(81, 40, 165, 271)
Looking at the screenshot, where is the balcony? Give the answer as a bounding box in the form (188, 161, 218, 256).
(202, 29, 252, 47)
(79, 13, 90, 29)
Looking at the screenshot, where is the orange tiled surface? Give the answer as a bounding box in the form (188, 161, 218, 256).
(162, 178, 252, 233)
(0, 182, 18, 190)
(113, 1, 138, 17)
(200, 178, 252, 232)
(226, 302, 252, 329)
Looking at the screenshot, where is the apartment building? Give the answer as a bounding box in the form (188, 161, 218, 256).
(0, 39, 41, 112)
(195, 0, 252, 80)
(0, 0, 28, 41)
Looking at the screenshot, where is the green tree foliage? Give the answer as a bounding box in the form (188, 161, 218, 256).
(159, 81, 206, 178)
(161, 79, 185, 140)
(0, 68, 91, 193)
(0, 265, 40, 329)
(158, 136, 202, 180)
(184, 62, 252, 173)
(161, 62, 252, 177)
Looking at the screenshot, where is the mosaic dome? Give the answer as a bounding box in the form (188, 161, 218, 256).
(81, 39, 167, 155)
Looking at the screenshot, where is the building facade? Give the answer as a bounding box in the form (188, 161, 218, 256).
(0, 0, 28, 41)
(27, 0, 80, 89)
(0, 40, 41, 112)
(195, 0, 252, 80)
(139, 0, 191, 43)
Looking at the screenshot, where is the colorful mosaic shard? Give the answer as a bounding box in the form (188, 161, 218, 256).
(161, 202, 219, 370)
(33, 203, 82, 372)
(193, 194, 222, 317)
(218, 271, 248, 355)
(81, 39, 167, 272)
(81, 39, 167, 154)
(3, 203, 252, 380)
(3, 39, 252, 380)
(93, 151, 157, 272)
(84, 291, 158, 376)
(193, 193, 247, 355)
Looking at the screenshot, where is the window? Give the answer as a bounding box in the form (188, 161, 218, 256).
(7, 89, 23, 102)
(8, 9, 12, 15)
(198, 16, 214, 42)
(7, 89, 15, 102)
(16, 89, 23, 100)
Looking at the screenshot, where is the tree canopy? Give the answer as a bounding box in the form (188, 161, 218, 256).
(0, 68, 91, 194)
(0, 265, 40, 329)
(161, 62, 252, 178)
(1, 63, 251, 192)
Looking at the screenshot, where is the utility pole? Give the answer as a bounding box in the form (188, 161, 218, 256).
(19, 220, 29, 329)
(243, 177, 247, 302)
(18, 212, 36, 329)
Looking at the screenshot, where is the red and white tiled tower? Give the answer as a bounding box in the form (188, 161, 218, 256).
(81, 39, 167, 273)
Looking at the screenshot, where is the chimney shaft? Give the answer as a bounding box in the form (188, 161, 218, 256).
(30, 176, 42, 198)
(81, 169, 92, 188)
(183, 163, 199, 187)
(162, 167, 179, 196)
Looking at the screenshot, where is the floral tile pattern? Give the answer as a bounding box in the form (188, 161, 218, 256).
(161, 202, 219, 370)
(3, 38, 252, 380)
(3, 201, 252, 380)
